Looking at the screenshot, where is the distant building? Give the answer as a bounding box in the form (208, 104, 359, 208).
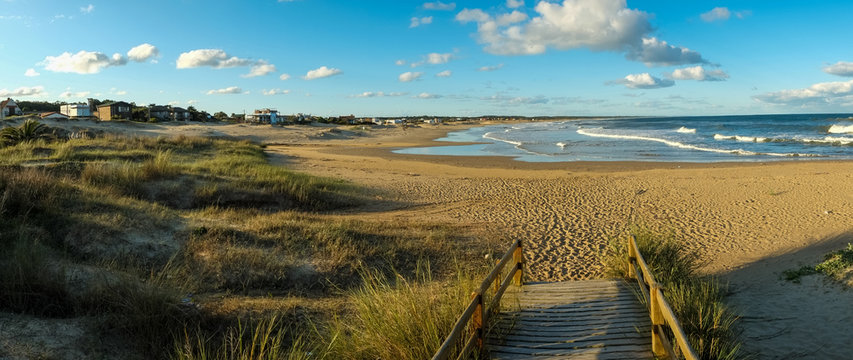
(172, 107, 190, 121)
(245, 108, 280, 124)
(40, 112, 70, 120)
(148, 105, 171, 121)
(60, 103, 92, 118)
(384, 119, 404, 125)
(1, 98, 22, 119)
(96, 101, 132, 121)
(423, 118, 443, 124)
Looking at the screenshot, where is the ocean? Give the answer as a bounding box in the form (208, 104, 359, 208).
(394, 114, 853, 162)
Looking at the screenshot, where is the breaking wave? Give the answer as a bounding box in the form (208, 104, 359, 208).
(676, 126, 696, 134)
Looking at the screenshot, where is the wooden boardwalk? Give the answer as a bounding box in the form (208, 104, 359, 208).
(487, 279, 654, 359)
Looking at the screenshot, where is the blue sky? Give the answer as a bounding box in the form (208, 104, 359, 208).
(2, 0, 853, 117)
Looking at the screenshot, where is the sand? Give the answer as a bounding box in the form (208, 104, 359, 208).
(27, 119, 853, 358)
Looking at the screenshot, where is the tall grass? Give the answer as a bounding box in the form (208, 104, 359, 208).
(605, 229, 744, 360)
(173, 316, 288, 360)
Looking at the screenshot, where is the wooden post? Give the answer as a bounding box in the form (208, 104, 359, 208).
(471, 292, 484, 349)
(513, 240, 523, 286)
(627, 236, 636, 278)
(649, 284, 667, 358)
(493, 259, 501, 313)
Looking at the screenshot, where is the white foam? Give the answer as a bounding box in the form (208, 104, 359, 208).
(483, 132, 522, 146)
(716, 133, 853, 146)
(828, 124, 853, 134)
(556, 142, 567, 148)
(714, 134, 769, 142)
(800, 136, 853, 145)
(577, 128, 818, 157)
(676, 126, 696, 134)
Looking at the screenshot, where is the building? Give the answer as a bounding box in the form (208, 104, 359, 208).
(60, 103, 92, 118)
(423, 118, 443, 124)
(40, 112, 70, 120)
(172, 107, 191, 121)
(384, 119, 404, 125)
(1, 98, 22, 119)
(147, 105, 171, 121)
(245, 108, 280, 124)
(96, 101, 132, 121)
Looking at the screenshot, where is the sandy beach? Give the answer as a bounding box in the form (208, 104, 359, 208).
(33, 119, 853, 357)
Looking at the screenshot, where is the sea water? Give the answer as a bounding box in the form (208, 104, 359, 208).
(394, 114, 853, 162)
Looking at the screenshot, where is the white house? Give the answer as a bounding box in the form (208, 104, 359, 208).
(60, 104, 92, 118)
(384, 119, 404, 125)
(245, 108, 280, 124)
(1, 98, 23, 119)
(40, 112, 70, 120)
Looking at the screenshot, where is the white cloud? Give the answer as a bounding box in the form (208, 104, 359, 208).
(263, 89, 291, 96)
(0, 86, 45, 97)
(395, 59, 407, 66)
(482, 94, 550, 105)
(80, 4, 94, 14)
(668, 66, 729, 81)
(478, 64, 504, 72)
(507, 0, 524, 8)
(127, 43, 159, 62)
(399, 71, 424, 82)
(823, 61, 853, 77)
(350, 91, 408, 98)
(59, 90, 90, 99)
(206, 86, 243, 95)
(436, 70, 452, 78)
(42, 50, 127, 74)
(304, 66, 342, 80)
(700, 7, 729, 22)
(410, 16, 433, 28)
(426, 52, 452, 64)
(456, 0, 708, 66)
(415, 92, 442, 99)
(187, 100, 198, 105)
(279, 73, 291, 80)
(611, 73, 675, 89)
(24, 68, 39, 77)
(115, 90, 127, 95)
(424, 1, 455, 11)
(754, 79, 853, 106)
(243, 62, 277, 78)
(176, 49, 254, 69)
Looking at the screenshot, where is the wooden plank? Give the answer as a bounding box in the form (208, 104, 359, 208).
(490, 331, 648, 345)
(487, 343, 652, 356)
(491, 326, 650, 337)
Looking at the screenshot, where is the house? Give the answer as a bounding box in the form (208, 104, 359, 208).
(423, 118, 443, 125)
(40, 112, 70, 120)
(147, 105, 171, 121)
(384, 119, 404, 125)
(1, 98, 23, 119)
(245, 108, 280, 124)
(171, 107, 191, 121)
(96, 101, 132, 121)
(60, 103, 91, 118)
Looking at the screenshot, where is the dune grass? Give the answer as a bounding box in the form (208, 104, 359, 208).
(783, 243, 853, 285)
(605, 228, 744, 360)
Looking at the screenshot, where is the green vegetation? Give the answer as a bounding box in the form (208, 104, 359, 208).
(0, 119, 54, 146)
(0, 130, 492, 359)
(782, 243, 853, 285)
(606, 229, 744, 360)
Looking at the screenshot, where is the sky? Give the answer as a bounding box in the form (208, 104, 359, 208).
(2, 0, 853, 117)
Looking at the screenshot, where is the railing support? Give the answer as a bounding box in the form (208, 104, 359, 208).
(471, 292, 484, 350)
(649, 283, 667, 358)
(513, 240, 523, 286)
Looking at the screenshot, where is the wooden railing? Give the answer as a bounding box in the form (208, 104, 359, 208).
(627, 234, 699, 360)
(432, 239, 523, 360)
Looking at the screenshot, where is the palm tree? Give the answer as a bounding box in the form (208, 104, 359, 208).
(0, 119, 52, 146)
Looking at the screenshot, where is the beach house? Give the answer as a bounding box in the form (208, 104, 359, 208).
(148, 105, 171, 121)
(245, 109, 280, 124)
(60, 103, 92, 118)
(95, 101, 132, 121)
(171, 107, 191, 121)
(1, 98, 23, 119)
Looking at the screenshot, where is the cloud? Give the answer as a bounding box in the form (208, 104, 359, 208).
(667, 66, 729, 81)
(415, 92, 442, 99)
(263, 89, 291, 96)
(410, 16, 433, 28)
(823, 61, 853, 77)
(436, 70, 452, 77)
(753, 79, 853, 106)
(350, 91, 408, 98)
(206, 86, 243, 95)
(482, 94, 549, 105)
(423, 1, 455, 11)
(42, 50, 127, 74)
(176, 49, 255, 69)
(611, 73, 675, 89)
(0, 86, 45, 97)
(80, 4, 94, 14)
(59, 90, 90, 98)
(395, 59, 407, 66)
(426, 52, 452, 64)
(700, 7, 751, 22)
(243, 62, 277, 78)
(304, 66, 342, 80)
(24, 68, 39, 77)
(507, 0, 524, 8)
(399, 71, 424, 82)
(478, 64, 504, 72)
(279, 73, 291, 80)
(456, 0, 708, 66)
(127, 43, 159, 62)
(115, 90, 127, 95)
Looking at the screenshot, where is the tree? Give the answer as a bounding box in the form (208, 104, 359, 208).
(213, 111, 228, 121)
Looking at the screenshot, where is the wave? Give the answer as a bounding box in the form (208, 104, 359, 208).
(483, 132, 523, 146)
(577, 128, 821, 157)
(676, 126, 696, 134)
(714, 134, 769, 142)
(556, 142, 567, 148)
(828, 124, 853, 134)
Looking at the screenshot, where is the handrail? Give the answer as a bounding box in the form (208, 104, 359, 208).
(627, 234, 699, 360)
(432, 239, 523, 360)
